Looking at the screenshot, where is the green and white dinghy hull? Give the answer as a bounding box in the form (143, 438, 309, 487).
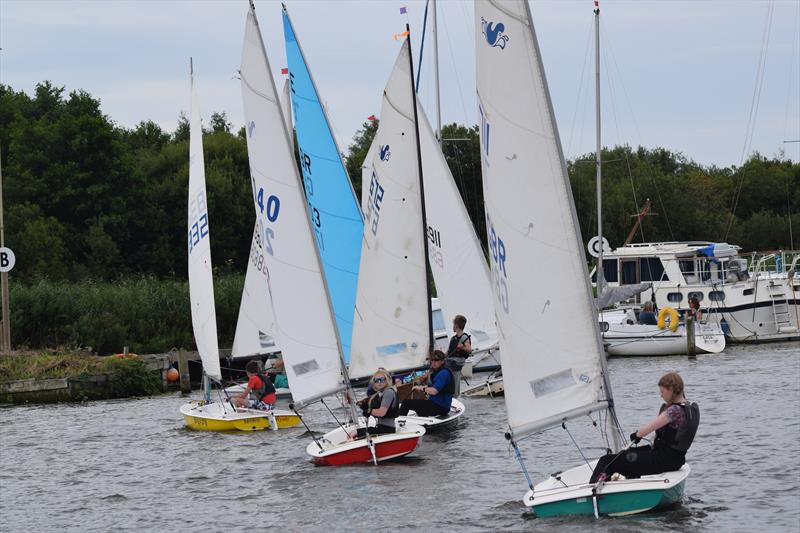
(524, 461, 690, 517)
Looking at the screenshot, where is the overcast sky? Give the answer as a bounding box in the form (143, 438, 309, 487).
(1, 0, 798, 166)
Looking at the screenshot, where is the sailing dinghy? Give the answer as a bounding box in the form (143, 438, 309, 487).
(475, 0, 689, 516)
(349, 27, 464, 432)
(241, 3, 424, 465)
(179, 61, 299, 431)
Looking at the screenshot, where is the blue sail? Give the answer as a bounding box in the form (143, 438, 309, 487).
(282, 8, 363, 363)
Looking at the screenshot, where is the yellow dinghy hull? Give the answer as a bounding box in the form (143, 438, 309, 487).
(180, 401, 301, 431)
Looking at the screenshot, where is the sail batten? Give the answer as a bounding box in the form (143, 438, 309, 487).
(239, 7, 344, 406)
(476, 0, 609, 437)
(187, 65, 221, 381)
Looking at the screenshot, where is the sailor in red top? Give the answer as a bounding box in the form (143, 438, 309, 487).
(232, 360, 277, 410)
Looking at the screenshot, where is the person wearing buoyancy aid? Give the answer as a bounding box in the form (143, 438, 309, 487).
(590, 372, 699, 483)
(354, 369, 399, 439)
(399, 350, 454, 418)
(232, 360, 277, 411)
(446, 314, 472, 397)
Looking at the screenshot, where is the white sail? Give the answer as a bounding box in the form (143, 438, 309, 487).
(230, 78, 293, 360)
(231, 221, 279, 358)
(418, 104, 498, 350)
(187, 64, 221, 381)
(239, 7, 344, 407)
(349, 41, 430, 380)
(475, 0, 609, 438)
(280, 78, 293, 142)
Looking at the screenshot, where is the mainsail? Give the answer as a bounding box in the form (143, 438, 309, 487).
(349, 41, 430, 380)
(475, 0, 611, 438)
(239, 5, 344, 407)
(187, 62, 221, 381)
(417, 103, 497, 350)
(282, 8, 363, 363)
(230, 78, 293, 359)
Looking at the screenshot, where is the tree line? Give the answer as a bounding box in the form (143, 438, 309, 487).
(1, 82, 797, 283)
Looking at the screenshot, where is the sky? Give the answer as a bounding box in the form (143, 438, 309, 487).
(1, 0, 798, 167)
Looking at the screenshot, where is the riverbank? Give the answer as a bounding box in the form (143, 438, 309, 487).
(0, 351, 169, 404)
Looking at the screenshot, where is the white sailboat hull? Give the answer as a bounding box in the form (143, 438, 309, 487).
(396, 398, 465, 430)
(603, 321, 726, 356)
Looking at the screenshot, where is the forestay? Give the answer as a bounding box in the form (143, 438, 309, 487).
(187, 64, 221, 381)
(283, 8, 363, 363)
(417, 102, 497, 350)
(230, 79, 293, 359)
(350, 41, 430, 380)
(475, 0, 609, 438)
(239, 6, 344, 407)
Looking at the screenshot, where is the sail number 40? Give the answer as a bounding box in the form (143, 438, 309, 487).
(256, 188, 281, 256)
(488, 216, 509, 313)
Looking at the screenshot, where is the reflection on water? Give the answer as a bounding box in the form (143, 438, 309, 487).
(1, 342, 798, 532)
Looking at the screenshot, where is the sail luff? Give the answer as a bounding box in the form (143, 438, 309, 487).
(187, 60, 221, 381)
(405, 24, 435, 355)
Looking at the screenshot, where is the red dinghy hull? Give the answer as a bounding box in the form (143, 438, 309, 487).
(306, 423, 426, 466)
(311, 435, 421, 466)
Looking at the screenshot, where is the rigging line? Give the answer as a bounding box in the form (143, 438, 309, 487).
(562, 422, 592, 469)
(602, 20, 644, 146)
(440, 11, 470, 126)
(566, 15, 595, 157)
(726, 1, 775, 241)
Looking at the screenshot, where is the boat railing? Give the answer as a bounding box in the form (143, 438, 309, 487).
(748, 250, 800, 280)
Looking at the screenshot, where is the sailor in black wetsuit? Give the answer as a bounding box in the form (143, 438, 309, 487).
(590, 372, 699, 483)
(446, 314, 472, 397)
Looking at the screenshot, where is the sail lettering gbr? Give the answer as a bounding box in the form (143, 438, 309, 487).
(487, 214, 509, 313)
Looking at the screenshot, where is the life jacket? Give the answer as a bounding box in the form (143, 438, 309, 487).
(446, 333, 471, 370)
(367, 388, 399, 420)
(249, 373, 276, 403)
(655, 401, 700, 453)
(430, 367, 455, 396)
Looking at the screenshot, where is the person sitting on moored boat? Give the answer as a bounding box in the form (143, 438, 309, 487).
(638, 301, 658, 325)
(355, 369, 399, 439)
(232, 360, 277, 411)
(589, 372, 699, 483)
(687, 297, 703, 321)
(399, 350, 454, 418)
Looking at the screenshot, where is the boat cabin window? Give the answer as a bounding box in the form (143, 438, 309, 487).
(639, 257, 667, 282)
(431, 308, 446, 333)
(709, 291, 726, 302)
(667, 292, 683, 303)
(621, 259, 638, 285)
(591, 259, 619, 283)
(743, 288, 754, 296)
(679, 259, 697, 283)
(688, 291, 704, 302)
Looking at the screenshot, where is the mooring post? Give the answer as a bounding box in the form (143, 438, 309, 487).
(686, 315, 696, 359)
(178, 348, 191, 394)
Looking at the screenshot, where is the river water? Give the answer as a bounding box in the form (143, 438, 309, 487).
(1, 341, 798, 532)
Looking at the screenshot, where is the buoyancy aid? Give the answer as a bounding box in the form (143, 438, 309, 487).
(249, 373, 276, 403)
(447, 333, 471, 366)
(655, 401, 700, 453)
(430, 367, 455, 396)
(367, 388, 399, 426)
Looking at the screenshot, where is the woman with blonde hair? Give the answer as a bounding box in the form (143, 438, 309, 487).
(355, 368, 399, 439)
(590, 372, 699, 483)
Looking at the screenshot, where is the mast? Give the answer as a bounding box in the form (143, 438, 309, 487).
(594, 0, 603, 302)
(406, 23, 435, 355)
(247, 0, 352, 411)
(431, 0, 442, 145)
